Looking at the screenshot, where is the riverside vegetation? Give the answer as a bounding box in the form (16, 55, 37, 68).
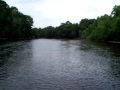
(0, 0, 120, 42)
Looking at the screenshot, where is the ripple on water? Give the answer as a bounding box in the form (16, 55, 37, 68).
(0, 39, 120, 90)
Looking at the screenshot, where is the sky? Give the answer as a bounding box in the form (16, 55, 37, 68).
(5, 0, 120, 28)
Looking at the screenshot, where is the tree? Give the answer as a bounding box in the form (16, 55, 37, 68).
(0, 0, 9, 37)
(111, 5, 120, 17)
(0, 0, 33, 39)
(79, 18, 95, 37)
(80, 6, 120, 41)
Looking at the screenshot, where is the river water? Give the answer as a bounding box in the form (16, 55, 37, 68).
(0, 39, 120, 90)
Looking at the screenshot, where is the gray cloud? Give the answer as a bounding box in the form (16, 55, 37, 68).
(16, 0, 42, 4)
(5, 0, 120, 28)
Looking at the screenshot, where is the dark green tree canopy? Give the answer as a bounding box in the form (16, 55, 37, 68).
(0, 1, 120, 41)
(81, 5, 120, 41)
(111, 5, 120, 17)
(0, 0, 33, 39)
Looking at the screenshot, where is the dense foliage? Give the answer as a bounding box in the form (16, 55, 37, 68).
(81, 5, 120, 41)
(0, 0, 33, 39)
(32, 5, 120, 41)
(32, 20, 94, 39)
(1, 0, 120, 41)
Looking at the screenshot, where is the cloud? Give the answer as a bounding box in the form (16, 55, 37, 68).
(5, 0, 120, 28)
(16, 0, 40, 3)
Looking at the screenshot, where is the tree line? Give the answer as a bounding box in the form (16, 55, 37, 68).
(32, 19, 95, 39)
(32, 5, 120, 41)
(81, 5, 120, 41)
(0, 0, 33, 39)
(0, 0, 120, 41)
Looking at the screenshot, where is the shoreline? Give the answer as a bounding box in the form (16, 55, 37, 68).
(107, 41, 120, 44)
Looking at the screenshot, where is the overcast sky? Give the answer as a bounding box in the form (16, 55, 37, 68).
(5, 0, 120, 28)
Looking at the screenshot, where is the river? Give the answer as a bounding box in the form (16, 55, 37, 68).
(0, 39, 120, 90)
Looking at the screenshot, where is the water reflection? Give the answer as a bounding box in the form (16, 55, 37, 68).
(111, 57, 120, 78)
(80, 40, 120, 78)
(0, 40, 33, 90)
(0, 39, 119, 90)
